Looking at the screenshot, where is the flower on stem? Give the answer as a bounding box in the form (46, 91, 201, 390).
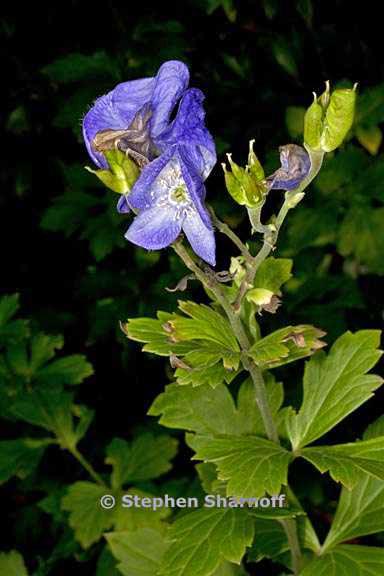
(267, 144, 311, 190)
(83, 61, 217, 265)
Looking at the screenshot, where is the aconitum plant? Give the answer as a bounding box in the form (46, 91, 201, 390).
(83, 61, 383, 575)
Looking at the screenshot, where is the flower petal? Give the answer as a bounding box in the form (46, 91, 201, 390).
(125, 205, 182, 250)
(127, 148, 175, 211)
(83, 90, 128, 168)
(178, 146, 212, 229)
(112, 77, 154, 121)
(157, 88, 216, 179)
(116, 194, 131, 214)
(268, 144, 311, 190)
(182, 209, 216, 266)
(150, 61, 190, 139)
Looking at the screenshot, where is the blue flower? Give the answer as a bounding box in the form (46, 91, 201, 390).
(83, 60, 217, 265)
(267, 144, 311, 190)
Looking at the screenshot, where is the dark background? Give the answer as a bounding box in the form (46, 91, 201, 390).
(2, 0, 384, 573)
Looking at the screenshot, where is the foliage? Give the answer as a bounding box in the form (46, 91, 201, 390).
(3, 2, 384, 575)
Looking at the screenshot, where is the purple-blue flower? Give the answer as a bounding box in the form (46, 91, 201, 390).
(267, 144, 311, 190)
(83, 60, 217, 265)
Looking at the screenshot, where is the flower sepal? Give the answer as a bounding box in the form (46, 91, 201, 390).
(222, 141, 268, 208)
(85, 149, 140, 194)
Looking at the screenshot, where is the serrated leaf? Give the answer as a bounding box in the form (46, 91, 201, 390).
(0, 438, 53, 484)
(188, 435, 291, 498)
(300, 544, 384, 575)
(106, 527, 168, 576)
(168, 301, 240, 352)
(37, 354, 94, 385)
(159, 508, 254, 576)
(0, 293, 20, 326)
(62, 482, 114, 548)
(105, 434, 178, 490)
(175, 361, 239, 389)
(0, 550, 28, 575)
(301, 437, 384, 489)
(253, 258, 293, 294)
(287, 330, 383, 450)
(322, 418, 384, 549)
(338, 207, 384, 275)
(149, 376, 283, 437)
(11, 387, 91, 448)
(248, 325, 326, 369)
(62, 483, 169, 549)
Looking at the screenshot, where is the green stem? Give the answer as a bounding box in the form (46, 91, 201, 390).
(235, 149, 325, 311)
(209, 207, 254, 265)
(67, 445, 106, 487)
(172, 241, 279, 443)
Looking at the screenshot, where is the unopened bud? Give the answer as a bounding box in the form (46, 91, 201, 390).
(85, 149, 140, 194)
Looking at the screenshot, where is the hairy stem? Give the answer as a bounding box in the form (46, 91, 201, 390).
(67, 445, 106, 487)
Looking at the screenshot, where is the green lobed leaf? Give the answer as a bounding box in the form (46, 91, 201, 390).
(149, 376, 284, 437)
(11, 387, 92, 448)
(62, 483, 169, 549)
(0, 550, 28, 576)
(301, 437, 384, 489)
(337, 206, 384, 275)
(0, 438, 53, 484)
(248, 325, 326, 369)
(252, 258, 293, 294)
(41, 51, 119, 83)
(287, 330, 383, 450)
(36, 354, 94, 385)
(158, 508, 254, 576)
(188, 434, 291, 498)
(105, 433, 178, 490)
(106, 527, 168, 576)
(322, 417, 384, 550)
(300, 544, 384, 575)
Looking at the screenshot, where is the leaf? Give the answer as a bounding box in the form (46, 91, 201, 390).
(0, 550, 28, 575)
(188, 434, 291, 498)
(149, 376, 283, 437)
(42, 51, 119, 83)
(0, 293, 28, 345)
(0, 438, 53, 484)
(338, 206, 384, 275)
(356, 125, 382, 155)
(37, 354, 94, 385)
(62, 483, 169, 549)
(62, 482, 114, 548)
(158, 508, 254, 576)
(355, 83, 384, 127)
(285, 107, 305, 139)
(11, 387, 92, 448)
(322, 418, 384, 549)
(248, 325, 326, 369)
(174, 361, 239, 389)
(106, 527, 168, 576)
(105, 434, 178, 490)
(301, 437, 384, 489)
(300, 544, 384, 575)
(253, 258, 293, 294)
(287, 330, 383, 450)
(168, 301, 240, 352)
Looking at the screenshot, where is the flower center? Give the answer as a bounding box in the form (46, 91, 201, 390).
(169, 185, 188, 204)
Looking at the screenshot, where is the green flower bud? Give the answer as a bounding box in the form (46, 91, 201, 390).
(85, 149, 140, 194)
(304, 81, 357, 153)
(304, 95, 324, 150)
(322, 87, 357, 152)
(222, 141, 268, 208)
